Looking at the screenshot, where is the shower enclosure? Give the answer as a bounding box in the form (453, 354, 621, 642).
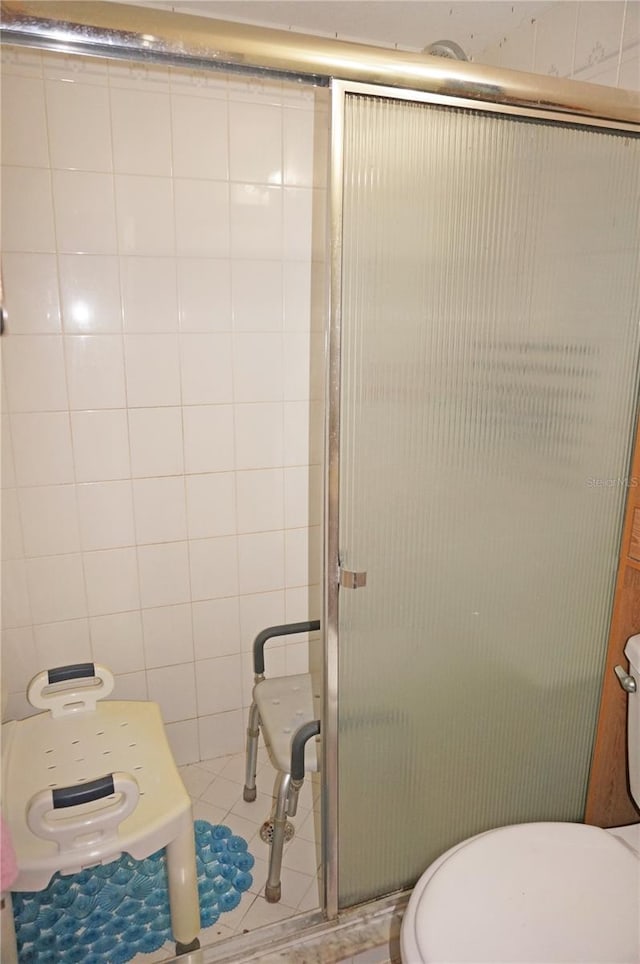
(328, 82, 640, 909)
(2, 1, 640, 956)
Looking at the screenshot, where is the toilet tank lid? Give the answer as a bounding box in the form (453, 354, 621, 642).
(625, 633, 640, 672)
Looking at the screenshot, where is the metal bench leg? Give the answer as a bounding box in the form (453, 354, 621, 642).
(166, 814, 201, 954)
(265, 771, 291, 903)
(243, 701, 260, 803)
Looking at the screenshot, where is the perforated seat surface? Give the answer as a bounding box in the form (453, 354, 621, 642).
(3, 701, 191, 891)
(254, 673, 321, 773)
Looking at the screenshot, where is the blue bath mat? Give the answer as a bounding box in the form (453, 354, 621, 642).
(12, 821, 254, 964)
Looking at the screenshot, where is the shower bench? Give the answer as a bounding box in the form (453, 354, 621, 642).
(243, 620, 321, 902)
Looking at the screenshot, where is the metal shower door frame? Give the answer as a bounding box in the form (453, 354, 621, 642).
(324, 77, 640, 918)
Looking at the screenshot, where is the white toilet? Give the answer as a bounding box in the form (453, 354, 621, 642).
(401, 635, 640, 964)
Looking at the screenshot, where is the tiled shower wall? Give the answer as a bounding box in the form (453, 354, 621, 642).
(478, 0, 639, 90)
(0, 46, 326, 764)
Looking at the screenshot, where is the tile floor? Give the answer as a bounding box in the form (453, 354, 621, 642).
(179, 746, 322, 950)
(133, 747, 321, 962)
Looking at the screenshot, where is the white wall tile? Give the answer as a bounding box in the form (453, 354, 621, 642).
(1, 166, 55, 252)
(230, 183, 282, 259)
(1, 45, 43, 79)
(83, 547, 140, 616)
(137, 541, 191, 608)
(195, 654, 242, 715)
(234, 403, 284, 469)
(283, 332, 311, 401)
(147, 662, 196, 723)
(236, 468, 284, 533)
(237, 530, 285, 594)
(165, 718, 200, 765)
(27, 553, 87, 624)
(232, 260, 283, 331)
(1, 75, 48, 168)
(198, 709, 244, 758)
(115, 175, 175, 256)
(11, 412, 74, 486)
(77, 480, 135, 551)
(174, 179, 230, 257)
(121, 257, 178, 333)
(284, 400, 311, 467)
(185, 472, 236, 539)
(284, 526, 308, 591)
(189, 535, 239, 600)
(2, 253, 61, 334)
(284, 108, 315, 188)
(129, 407, 184, 478)
(171, 94, 228, 179)
(238, 590, 285, 653)
(284, 466, 312, 529)
(71, 410, 130, 482)
(192, 596, 241, 660)
(1, 559, 32, 629)
(124, 333, 182, 407)
(112, 670, 148, 701)
(1, 626, 39, 693)
(283, 261, 311, 332)
(618, 45, 640, 89)
(142, 602, 193, 668)
(623, 1, 640, 47)
(89, 610, 145, 674)
(52, 170, 117, 254)
(133, 475, 188, 544)
(3, 335, 68, 412)
(229, 102, 282, 184)
(283, 187, 314, 261)
(108, 59, 170, 92)
(45, 80, 112, 171)
(65, 334, 127, 410)
(183, 405, 235, 474)
(533, 2, 579, 76)
(2, 489, 23, 560)
(42, 50, 109, 85)
(177, 259, 232, 332)
(180, 333, 234, 404)
(18, 484, 80, 557)
(33, 617, 91, 668)
(234, 333, 283, 405)
(574, 1, 625, 75)
(111, 87, 172, 176)
(59, 255, 122, 333)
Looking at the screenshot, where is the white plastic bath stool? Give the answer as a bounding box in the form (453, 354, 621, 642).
(1, 663, 200, 956)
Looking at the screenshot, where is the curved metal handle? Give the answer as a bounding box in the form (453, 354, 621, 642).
(614, 664, 637, 693)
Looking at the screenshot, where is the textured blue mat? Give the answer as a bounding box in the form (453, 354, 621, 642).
(13, 821, 254, 964)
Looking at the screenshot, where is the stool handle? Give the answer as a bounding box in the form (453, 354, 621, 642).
(27, 664, 115, 718)
(253, 620, 320, 675)
(27, 771, 139, 857)
(291, 719, 321, 782)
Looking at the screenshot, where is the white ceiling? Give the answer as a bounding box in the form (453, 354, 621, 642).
(133, 1, 551, 59)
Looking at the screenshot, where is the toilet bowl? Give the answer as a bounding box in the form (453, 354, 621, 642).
(401, 634, 640, 963)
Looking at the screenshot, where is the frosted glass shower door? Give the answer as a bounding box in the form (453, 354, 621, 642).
(334, 89, 640, 908)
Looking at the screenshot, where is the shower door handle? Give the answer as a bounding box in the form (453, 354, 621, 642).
(339, 567, 367, 589)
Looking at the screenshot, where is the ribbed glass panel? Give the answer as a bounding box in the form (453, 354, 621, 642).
(337, 93, 640, 908)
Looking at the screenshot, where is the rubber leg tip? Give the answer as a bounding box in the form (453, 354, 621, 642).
(265, 883, 281, 903)
(243, 786, 257, 802)
(175, 937, 200, 956)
